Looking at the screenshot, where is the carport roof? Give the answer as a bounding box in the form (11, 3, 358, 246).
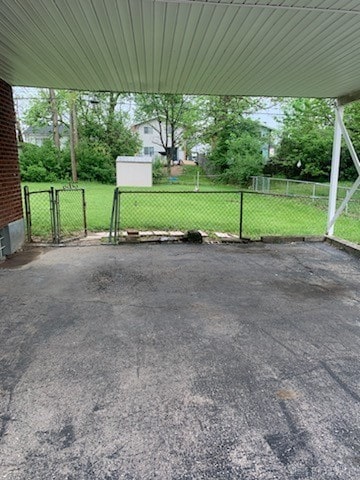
(1, 0, 360, 101)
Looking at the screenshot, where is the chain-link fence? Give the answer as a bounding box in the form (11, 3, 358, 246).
(55, 189, 87, 241)
(243, 194, 328, 239)
(251, 176, 360, 203)
(118, 191, 242, 235)
(155, 172, 222, 188)
(24, 186, 87, 243)
(109, 189, 359, 243)
(24, 188, 56, 242)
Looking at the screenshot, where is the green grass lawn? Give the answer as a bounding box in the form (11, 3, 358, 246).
(22, 170, 359, 244)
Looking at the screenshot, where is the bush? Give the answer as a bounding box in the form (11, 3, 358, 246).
(152, 157, 166, 184)
(20, 138, 122, 184)
(208, 131, 264, 185)
(221, 154, 263, 185)
(207, 119, 265, 185)
(20, 140, 64, 181)
(267, 130, 334, 181)
(75, 140, 115, 184)
(23, 164, 48, 182)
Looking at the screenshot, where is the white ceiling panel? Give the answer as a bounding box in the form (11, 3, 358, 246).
(1, 0, 360, 99)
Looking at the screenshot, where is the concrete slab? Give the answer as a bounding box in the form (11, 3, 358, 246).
(0, 243, 360, 479)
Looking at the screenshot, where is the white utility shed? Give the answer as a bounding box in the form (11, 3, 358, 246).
(116, 156, 153, 187)
(1, 0, 360, 234)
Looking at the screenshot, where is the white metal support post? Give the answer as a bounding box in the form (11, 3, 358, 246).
(327, 100, 360, 235)
(327, 103, 343, 236)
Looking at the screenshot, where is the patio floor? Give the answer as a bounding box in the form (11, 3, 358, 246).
(0, 242, 359, 479)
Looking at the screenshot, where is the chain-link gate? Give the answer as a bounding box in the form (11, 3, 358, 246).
(24, 186, 87, 243)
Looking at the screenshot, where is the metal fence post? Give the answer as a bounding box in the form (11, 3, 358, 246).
(24, 186, 32, 242)
(239, 191, 244, 239)
(55, 190, 61, 244)
(81, 189, 87, 237)
(109, 188, 119, 243)
(49, 187, 57, 243)
(115, 191, 121, 243)
(109, 188, 115, 243)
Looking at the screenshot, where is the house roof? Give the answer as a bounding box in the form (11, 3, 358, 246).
(1, 1, 360, 102)
(132, 118, 161, 128)
(23, 125, 68, 136)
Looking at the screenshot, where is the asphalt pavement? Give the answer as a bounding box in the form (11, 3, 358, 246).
(0, 242, 359, 479)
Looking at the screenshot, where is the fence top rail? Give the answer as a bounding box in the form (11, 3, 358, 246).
(56, 188, 85, 193)
(117, 189, 241, 194)
(251, 175, 360, 191)
(27, 189, 51, 195)
(252, 176, 329, 187)
(115, 189, 331, 200)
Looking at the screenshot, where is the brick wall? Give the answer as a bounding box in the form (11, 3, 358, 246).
(0, 79, 23, 229)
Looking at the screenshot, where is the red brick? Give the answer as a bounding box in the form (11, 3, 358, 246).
(0, 79, 23, 228)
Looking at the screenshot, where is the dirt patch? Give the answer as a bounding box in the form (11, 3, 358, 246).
(0, 247, 44, 269)
(276, 389, 299, 400)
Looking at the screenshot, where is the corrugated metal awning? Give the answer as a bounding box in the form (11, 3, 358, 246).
(1, 0, 360, 100)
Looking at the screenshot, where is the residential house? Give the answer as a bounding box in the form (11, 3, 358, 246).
(22, 125, 69, 149)
(132, 118, 185, 163)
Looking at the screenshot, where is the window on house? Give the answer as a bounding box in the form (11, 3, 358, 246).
(144, 147, 154, 156)
(144, 126, 152, 134)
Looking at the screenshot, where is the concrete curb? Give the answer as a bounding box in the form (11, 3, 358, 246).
(325, 236, 360, 258)
(261, 235, 325, 244)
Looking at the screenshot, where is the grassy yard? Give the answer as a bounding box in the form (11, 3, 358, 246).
(22, 168, 359, 244)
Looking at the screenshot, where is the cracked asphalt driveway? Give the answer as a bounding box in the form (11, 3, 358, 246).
(0, 242, 360, 479)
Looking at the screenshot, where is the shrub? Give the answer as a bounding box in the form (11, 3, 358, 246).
(221, 154, 263, 185)
(152, 157, 166, 184)
(207, 119, 265, 185)
(20, 138, 124, 184)
(23, 164, 48, 182)
(75, 140, 115, 184)
(19, 140, 64, 181)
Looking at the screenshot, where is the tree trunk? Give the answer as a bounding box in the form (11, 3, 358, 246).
(171, 123, 176, 164)
(166, 152, 172, 176)
(49, 88, 60, 149)
(70, 99, 78, 182)
(72, 100, 79, 148)
(107, 92, 120, 156)
(107, 92, 118, 134)
(13, 99, 24, 143)
(16, 117, 23, 143)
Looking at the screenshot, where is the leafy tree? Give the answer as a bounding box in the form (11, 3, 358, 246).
(202, 96, 266, 184)
(73, 140, 115, 183)
(220, 131, 264, 184)
(268, 98, 358, 181)
(20, 140, 65, 182)
(22, 89, 140, 183)
(24, 89, 69, 133)
(135, 93, 199, 174)
(77, 92, 141, 159)
(200, 95, 264, 148)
